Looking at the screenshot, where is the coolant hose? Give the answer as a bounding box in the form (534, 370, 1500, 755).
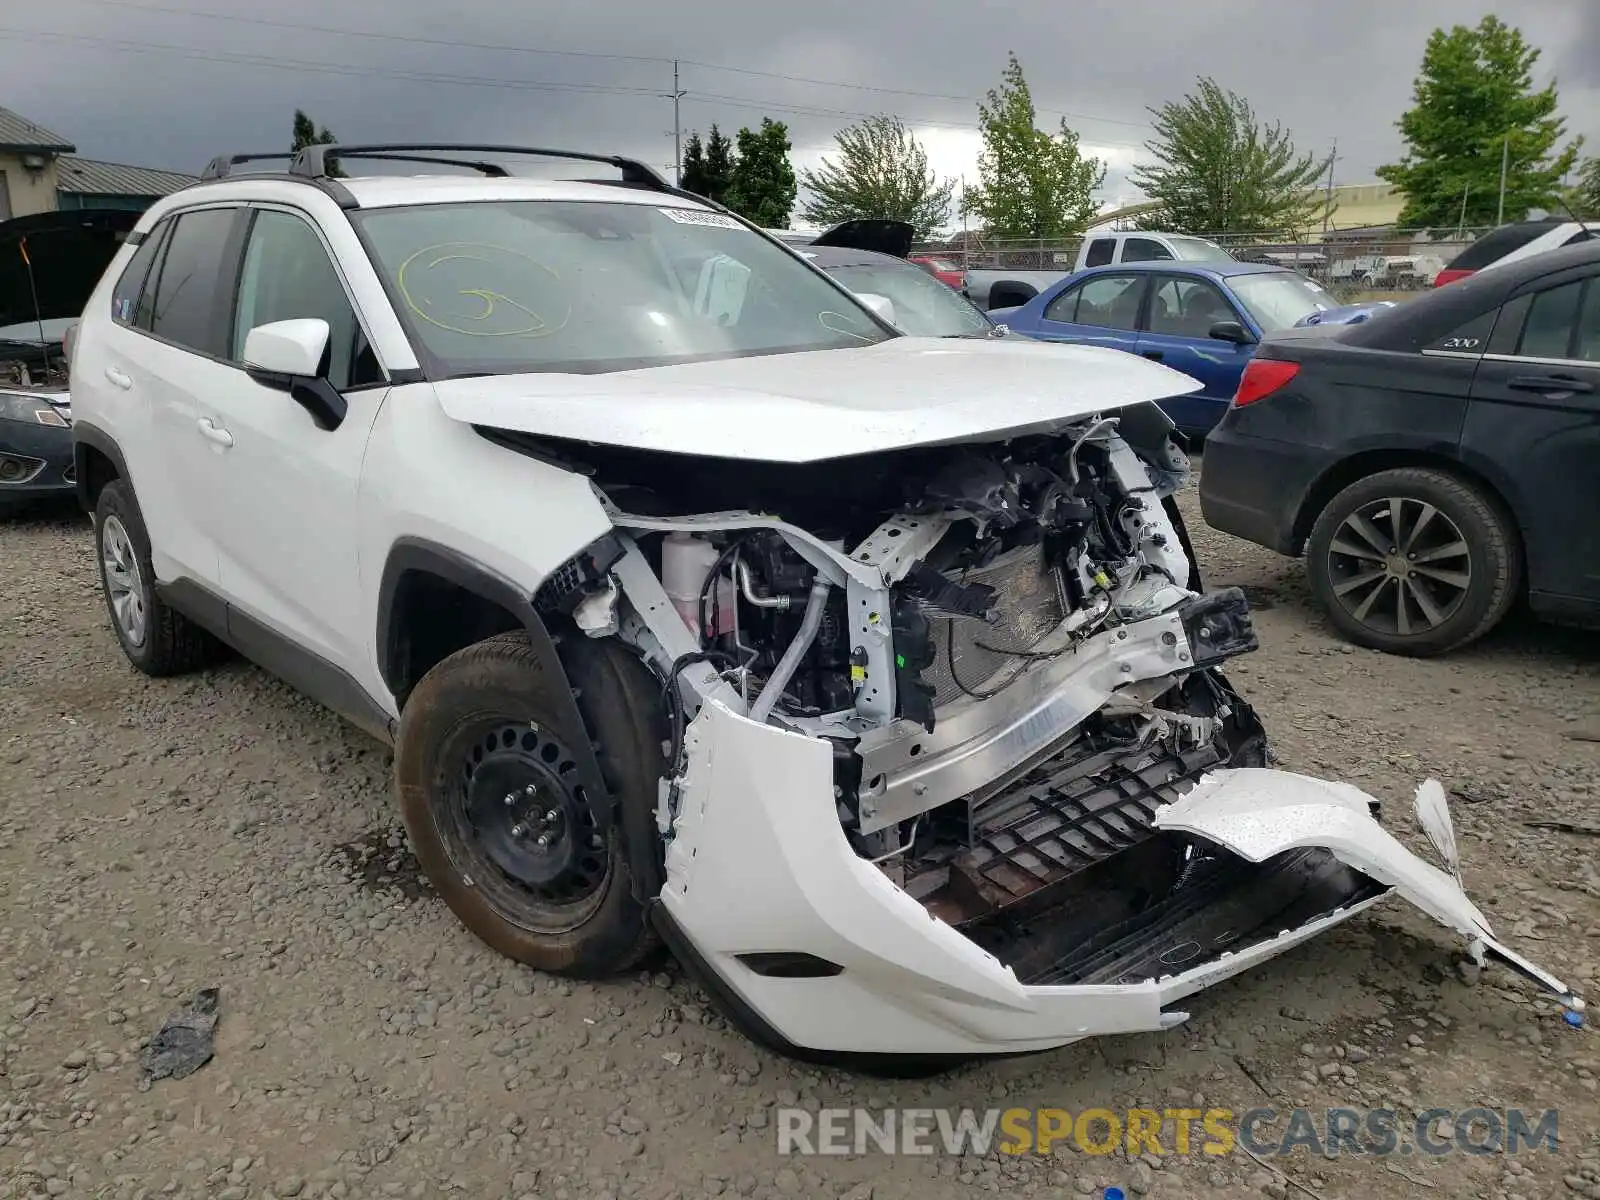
(749, 576, 832, 724)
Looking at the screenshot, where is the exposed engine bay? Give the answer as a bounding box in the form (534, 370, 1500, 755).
(493, 402, 1283, 982)
(472, 391, 1584, 1062)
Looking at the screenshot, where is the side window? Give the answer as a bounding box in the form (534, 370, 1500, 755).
(112, 219, 170, 327)
(1042, 282, 1084, 323)
(1084, 238, 1115, 268)
(1574, 280, 1600, 363)
(1516, 280, 1583, 360)
(1072, 274, 1145, 331)
(1149, 277, 1236, 337)
(1122, 237, 1175, 263)
(147, 208, 239, 357)
(231, 209, 379, 390)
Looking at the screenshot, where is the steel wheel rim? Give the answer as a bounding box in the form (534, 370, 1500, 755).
(1325, 495, 1472, 637)
(100, 515, 148, 648)
(436, 718, 611, 935)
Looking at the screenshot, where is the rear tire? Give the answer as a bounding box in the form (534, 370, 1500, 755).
(395, 631, 665, 977)
(1305, 467, 1520, 656)
(94, 479, 223, 676)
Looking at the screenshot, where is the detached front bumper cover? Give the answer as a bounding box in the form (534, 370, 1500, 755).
(658, 702, 1583, 1059)
(1155, 769, 1586, 1014)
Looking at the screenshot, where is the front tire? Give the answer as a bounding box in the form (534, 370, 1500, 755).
(1305, 467, 1521, 656)
(395, 631, 665, 977)
(93, 479, 222, 676)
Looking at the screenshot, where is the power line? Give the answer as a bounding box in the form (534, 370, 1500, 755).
(0, 26, 675, 97)
(54, 0, 668, 65)
(0, 22, 1156, 154)
(41, 0, 1163, 137)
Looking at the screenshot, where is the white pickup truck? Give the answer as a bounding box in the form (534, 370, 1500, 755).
(964, 231, 1236, 310)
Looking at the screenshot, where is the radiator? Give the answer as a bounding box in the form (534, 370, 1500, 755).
(923, 542, 1067, 705)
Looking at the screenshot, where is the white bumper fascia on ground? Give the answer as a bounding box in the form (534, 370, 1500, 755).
(658, 705, 1583, 1058)
(1155, 769, 1583, 1006)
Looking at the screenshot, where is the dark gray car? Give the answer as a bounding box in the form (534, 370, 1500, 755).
(1199, 238, 1600, 656)
(801, 245, 1000, 339)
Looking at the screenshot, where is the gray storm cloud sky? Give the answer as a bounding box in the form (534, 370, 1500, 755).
(4, 0, 1596, 215)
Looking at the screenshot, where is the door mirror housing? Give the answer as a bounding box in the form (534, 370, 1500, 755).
(1209, 320, 1255, 345)
(243, 318, 329, 377)
(858, 292, 897, 326)
(241, 319, 347, 431)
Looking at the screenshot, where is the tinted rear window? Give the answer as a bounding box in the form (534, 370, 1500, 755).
(1446, 223, 1564, 270)
(113, 219, 170, 328)
(1084, 238, 1115, 267)
(148, 208, 239, 357)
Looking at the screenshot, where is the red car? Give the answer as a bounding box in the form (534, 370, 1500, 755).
(908, 255, 965, 290)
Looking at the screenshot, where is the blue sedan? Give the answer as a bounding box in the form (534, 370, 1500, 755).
(990, 261, 1392, 435)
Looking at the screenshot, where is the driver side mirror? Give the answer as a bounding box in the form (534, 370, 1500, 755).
(1208, 320, 1255, 345)
(858, 292, 898, 327)
(242, 319, 347, 431)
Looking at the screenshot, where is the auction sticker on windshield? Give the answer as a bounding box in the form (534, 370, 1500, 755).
(658, 208, 744, 229)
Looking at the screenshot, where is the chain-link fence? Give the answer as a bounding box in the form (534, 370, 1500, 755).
(913, 227, 1499, 303)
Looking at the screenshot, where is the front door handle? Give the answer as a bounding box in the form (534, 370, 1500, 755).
(1141, 350, 1164, 361)
(1508, 373, 1594, 395)
(197, 417, 234, 448)
(104, 366, 133, 390)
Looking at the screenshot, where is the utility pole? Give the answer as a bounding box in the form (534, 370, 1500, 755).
(672, 61, 682, 187)
(660, 62, 686, 185)
(1321, 138, 1337, 236)
(672, 61, 684, 186)
(959, 175, 969, 267)
(1496, 133, 1509, 226)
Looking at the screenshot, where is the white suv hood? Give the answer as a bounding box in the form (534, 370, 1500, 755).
(431, 336, 1201, 462)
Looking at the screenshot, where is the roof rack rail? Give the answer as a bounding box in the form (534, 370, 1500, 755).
(194, 142, 756, 222)
(289, 143, 672, 189)
(200, 151, 297, 182)
(193, 150, 361, 208)
(321, 151, 511, 177)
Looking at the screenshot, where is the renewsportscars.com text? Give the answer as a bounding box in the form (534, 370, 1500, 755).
(775, 1106, 1560, 1158)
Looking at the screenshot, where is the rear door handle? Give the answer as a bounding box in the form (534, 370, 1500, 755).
(197, 417, 234, 448)
(104, 366, 133, 390)
(1141, 350, 1164, 361)
(1508, 373, 1594, 394)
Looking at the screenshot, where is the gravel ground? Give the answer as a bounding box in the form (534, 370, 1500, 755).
(3, 478, 1599, 1200)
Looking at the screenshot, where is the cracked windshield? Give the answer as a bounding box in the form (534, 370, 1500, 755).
(354, 201, 890, 375)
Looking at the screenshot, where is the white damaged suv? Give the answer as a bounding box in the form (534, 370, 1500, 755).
(67, 144, 1579, 1070)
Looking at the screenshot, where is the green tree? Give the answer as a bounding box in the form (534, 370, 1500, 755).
(704, 126, 735, 201)
(1377, 15, 1581, 228)
(679, 131, 706, 192)
(963, 52, 1105, 239)
(1129, 78, 1331, 237)
(1570, 157, 1600, 218)
(798, 114, 955, 238)
(290, 109, 344, 177)
(680, 124, 735, 204)
(724, 118, 797, 227)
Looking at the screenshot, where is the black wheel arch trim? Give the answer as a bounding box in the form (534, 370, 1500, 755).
(71, 420, 131, 514)
(1290, 442, 1528, 559)
(376, 537, 649, 898)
